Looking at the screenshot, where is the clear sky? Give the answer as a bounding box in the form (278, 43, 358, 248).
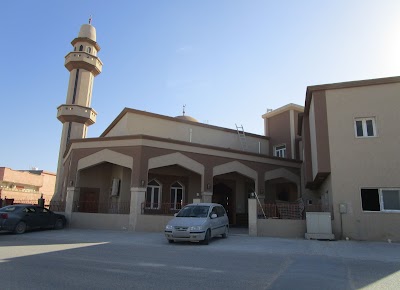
(1, 0, 400, 173)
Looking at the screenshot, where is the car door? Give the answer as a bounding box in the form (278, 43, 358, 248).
(209, 206, 219, 237)
(23, 206, 41, 229)
(216, 205, 227, 235)
(36, 207, 54, 228)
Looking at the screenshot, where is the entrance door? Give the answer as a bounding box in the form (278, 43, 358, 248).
(212, 183, 235, 225)
(79, 189, 100, 213)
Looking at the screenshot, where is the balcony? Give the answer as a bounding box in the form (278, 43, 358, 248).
(57, 105, 97, 125)
(64, 52, 103, 76)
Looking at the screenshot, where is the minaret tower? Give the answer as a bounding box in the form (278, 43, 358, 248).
(55, 19, 103, 198)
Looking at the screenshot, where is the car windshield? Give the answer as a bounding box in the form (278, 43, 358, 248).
(176, 205, 210, 218)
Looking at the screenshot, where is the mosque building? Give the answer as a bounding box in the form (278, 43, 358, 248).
(54, 21, 400, 241)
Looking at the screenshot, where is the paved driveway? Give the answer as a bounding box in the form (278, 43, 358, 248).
(1, 229, 399, 289)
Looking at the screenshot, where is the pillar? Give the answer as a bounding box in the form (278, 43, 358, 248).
(248, 197, 257, 236)
(65, 186, 79, 225)
(129, 187, 146, 231)
(201, 191, 213, 203)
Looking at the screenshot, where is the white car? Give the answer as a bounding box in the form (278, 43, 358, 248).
(164, 203, 229, 244)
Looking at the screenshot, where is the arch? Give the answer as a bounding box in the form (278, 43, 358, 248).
(79, 45, 83, 51)
(77, 149, 133, 171)
(264, 168, 299, 184)
(148, 152, 204, 191)
(213, 161, 258, 193)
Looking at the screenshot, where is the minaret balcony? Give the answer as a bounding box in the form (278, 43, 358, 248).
(64, 52, 103, 76)
(57, 105, 97, 125)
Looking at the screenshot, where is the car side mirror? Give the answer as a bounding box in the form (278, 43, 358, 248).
(174, 213, 178, 217)
(211, 213, 217, 219)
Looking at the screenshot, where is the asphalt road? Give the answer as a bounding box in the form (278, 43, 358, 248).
(0, 229, 399, 289)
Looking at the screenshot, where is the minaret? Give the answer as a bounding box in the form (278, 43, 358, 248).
(55, 20, 103, 199)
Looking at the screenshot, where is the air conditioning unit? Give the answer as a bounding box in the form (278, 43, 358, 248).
(110, 178, 120, 196)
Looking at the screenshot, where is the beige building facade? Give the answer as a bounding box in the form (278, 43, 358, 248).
(0, 167, 56, 202)
(301, 77, 400, 241)
(54, 22, 399, 241)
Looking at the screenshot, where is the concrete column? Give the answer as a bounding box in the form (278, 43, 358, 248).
(65, 187, 79, 225)
(201, 191, 213, 203)
(248, 198, 257, 236)
(129, 187, 146, 231)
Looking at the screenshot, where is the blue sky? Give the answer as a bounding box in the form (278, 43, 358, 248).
(1, 0, 400, 172)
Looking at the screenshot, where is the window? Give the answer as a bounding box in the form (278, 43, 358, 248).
(361, 188, 400, 211)
(86, 47, 92, 54)
(354, 117, 376, 137)
(170, 182, 184, 210)
(274, 144, 286, 158)
(146, 180, 161, 209)
(79, 45, 83, 51)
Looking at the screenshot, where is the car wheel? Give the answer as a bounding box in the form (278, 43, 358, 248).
(14, 221, 27, 234)
(54, 219, 64, 230)
(222, 226, 228, 238)
(202, 229, 211, 245)
(168, 239, 174, 244)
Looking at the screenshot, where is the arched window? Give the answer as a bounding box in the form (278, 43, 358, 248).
(79, 45, 83, 51)
(146, 180, 161, 209)
(74, 47, 76, 51)
(170, 182, 184, 210)
(86, 47, 92, 54)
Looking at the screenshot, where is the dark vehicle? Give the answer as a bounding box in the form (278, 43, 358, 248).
(0, 204, 66, 234)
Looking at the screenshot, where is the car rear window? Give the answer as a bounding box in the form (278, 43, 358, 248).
(0, 206, 17, 212)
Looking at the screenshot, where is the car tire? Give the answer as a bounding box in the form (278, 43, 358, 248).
(168, 239, 174, 244)
(54, 218, 64, 230)
(202, 229, 211, 245)
(222, 226, 228, 238)
(14, 221, 27, 234)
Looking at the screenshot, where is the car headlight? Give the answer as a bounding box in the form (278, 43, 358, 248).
(189, 226, 203, 231)
(165, 225, 173, 230)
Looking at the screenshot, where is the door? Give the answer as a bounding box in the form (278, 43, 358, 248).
(79, 190, 100, 213)
(212, 183, 235, 225)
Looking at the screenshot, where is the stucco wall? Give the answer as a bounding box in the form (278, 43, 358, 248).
(326, 82, 400, 241)
(267, 111, 291, 157)
(105, 112, 269, 154)
(257, 219, 306, 238)
(70, 213, 130, 230)
(136, 215, 174, 232)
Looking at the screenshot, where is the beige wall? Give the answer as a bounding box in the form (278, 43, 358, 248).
(136, 215, 174, 232)
(0, 168, 56, 201)
(326, 82, 400, 241)
(267, 111, 292, 157)
(105, 112, 269, 154)
(257, 219, 306, 238)
(70, 213, 129, 230)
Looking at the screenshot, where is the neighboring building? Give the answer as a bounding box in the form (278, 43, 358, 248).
(54, 21, 399, 241)
(0, 167, 56, 202)
(300, 77, 400, 241)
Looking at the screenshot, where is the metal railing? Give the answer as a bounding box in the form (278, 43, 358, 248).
(258, 202, 325, 220)
(0, 199, 66, 212)
(141, 202, 186, 215)
(72, 201, 130, 214)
